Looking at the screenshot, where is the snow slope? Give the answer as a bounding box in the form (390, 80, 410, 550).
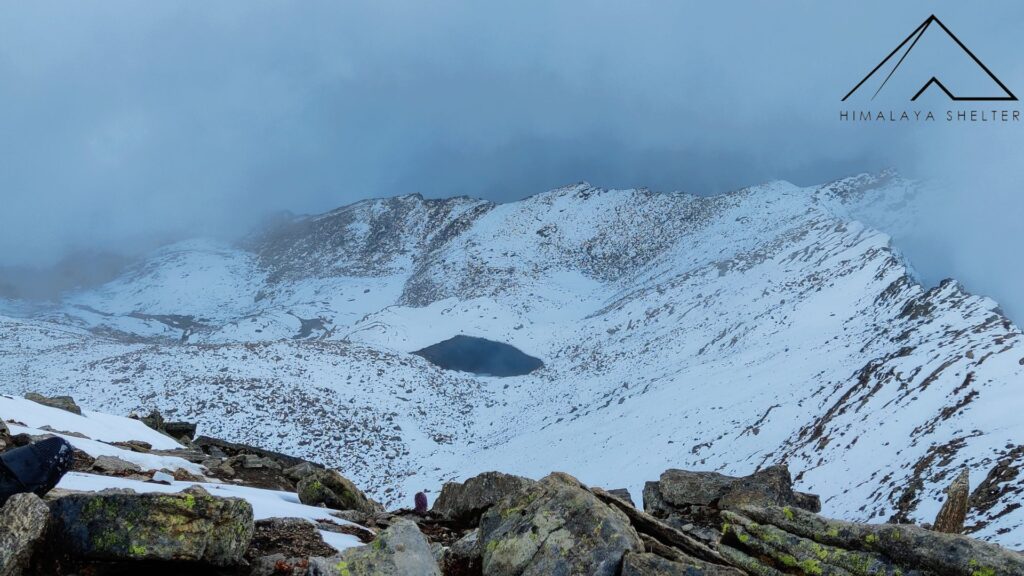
(2, 171, 1023, 546)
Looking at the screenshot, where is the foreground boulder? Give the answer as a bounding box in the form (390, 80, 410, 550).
(479, 472, 643, 576)
(297, 468, 379, 514)
(432, 471, 536, 524)
(49, 486, 254, 566)
(0, 493, 50, 576)
(622, 551, 743, 576)
(308, 519, 440, 575)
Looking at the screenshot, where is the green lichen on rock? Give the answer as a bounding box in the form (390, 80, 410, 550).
(479, 472, 643, 576)
(297, 469, 379, 514)
(50, 486, 253, 566)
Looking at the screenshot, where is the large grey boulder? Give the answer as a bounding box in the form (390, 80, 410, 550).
(23, 392, 82, 415)
(654, 465, 818, 513)
(49, 486, 254, 566)
(432, 471, 536, 524)
(307, 519, 440, 576)
(297, 468, 380, 514)
(479, 472, 643, 576)
(0, 493, 50, 576)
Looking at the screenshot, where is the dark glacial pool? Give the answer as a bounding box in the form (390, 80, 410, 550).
(412, 335, 544, 376)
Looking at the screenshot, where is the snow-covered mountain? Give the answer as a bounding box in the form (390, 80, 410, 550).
(3, 172, 1023, 547)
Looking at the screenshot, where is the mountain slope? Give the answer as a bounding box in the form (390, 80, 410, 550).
(2, 173, 1023, 546)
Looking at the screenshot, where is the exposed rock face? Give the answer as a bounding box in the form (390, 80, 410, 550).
(308, 519, 441, 576)
(23, 392, 81, 415)
(645, 465, 820, 540)
(0, 493, 50, 576)
(479, 472, 643, 576)
(297, 468, 379, 514)
(722, 504, 1024, 576)
(933, 468, 970, 534)
(49, 486, 254, 566)
(432, 471, 536, 524)
(439, 528, 483, 576)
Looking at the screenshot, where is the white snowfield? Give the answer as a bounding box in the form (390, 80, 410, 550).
(0, 395, 365, 551)
(2, 172, 1023, 546)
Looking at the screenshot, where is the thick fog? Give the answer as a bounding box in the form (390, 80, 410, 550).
(1, 2, 1022, 317)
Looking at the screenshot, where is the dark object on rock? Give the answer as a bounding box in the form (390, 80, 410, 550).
(412, 335, 544, 376)
(49, 485, 254, 566)
(607, 488, 635, 507)
(297, 468, 380, 514)
(307, 519, 440, 575)
(479, 472, 643, 576)
(414, 491, 428, 515)
(164, 421, 198, 441)
(0, 437, 74, 505)
(431, 471, 536, 525)
(245, 517, 337, 564)
(933, 468, 969, 534)
(0, 493, 50, 576)
(23, 392, 82, 415)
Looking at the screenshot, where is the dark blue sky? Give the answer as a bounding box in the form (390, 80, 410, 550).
(2, 1, 1023, 316)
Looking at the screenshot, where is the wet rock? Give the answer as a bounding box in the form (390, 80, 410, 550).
(933, 468, 969, 534)
(23, 392, 81, 415)
(307, 519, 440, 575)
(91, 455, 143, 475)
(297, 468, 379, 514)
(479, 472, 642, 576)
(49, 485, 254, 566)
(432, 471, 536, 524)
(0, 493, 50, 576)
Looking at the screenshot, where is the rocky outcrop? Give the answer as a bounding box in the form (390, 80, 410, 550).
(23, 393, 81, 415)
(933, 468, 970, 534)
(644, 465, 820, 542)
(48, 486, 254, 566)
(297, 468, 380, 514)
(721, 504, 1024, 576)
(622, 551, 744, 576)
(0, 493, 49, 576)
(308, 519, 441, 576)
(478, 472, 643, 576)
(432, 471, 536, 525)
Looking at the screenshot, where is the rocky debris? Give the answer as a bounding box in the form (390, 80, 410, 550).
(307, 519, 441, 575)
(90, 455, 143, 475)
(432, 471, 536, 525)
(297, 468, 381, 514)
(644, 465, 820, 542)
(23, 392, 81, 415)
(722, 504, 1024, 576)
(245, 517, 338, 564)
(479, 472, 643, 576)
(48, 485, 254, 567)
(194, 435, 308, 468)
(0, 493, 50, 576)
(933, 468, 970, 534)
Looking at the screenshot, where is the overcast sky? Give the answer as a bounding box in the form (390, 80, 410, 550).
(2, 1, 1023, 316)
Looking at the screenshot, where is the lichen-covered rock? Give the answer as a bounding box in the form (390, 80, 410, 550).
(49, 486, 254, 566)
(432, 471, 536, 524)
(306, 519, 440, 576)
(23, 392, 81, 415)
(297, 468, 378, 514)
(622, 551, 745, 576)
(479, 472, 643, 576)
(730, 504, 1024, 576)
(0, 493, 49, 576)
(439, 528, 483, 576)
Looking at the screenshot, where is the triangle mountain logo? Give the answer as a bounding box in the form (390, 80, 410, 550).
(842, 15, 1016, 102)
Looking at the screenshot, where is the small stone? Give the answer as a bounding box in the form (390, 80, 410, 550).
(151, 471, 175, 484)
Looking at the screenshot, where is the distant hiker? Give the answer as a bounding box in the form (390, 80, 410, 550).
(414, 491, 428, 515)
(0, 436, 74, 505)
